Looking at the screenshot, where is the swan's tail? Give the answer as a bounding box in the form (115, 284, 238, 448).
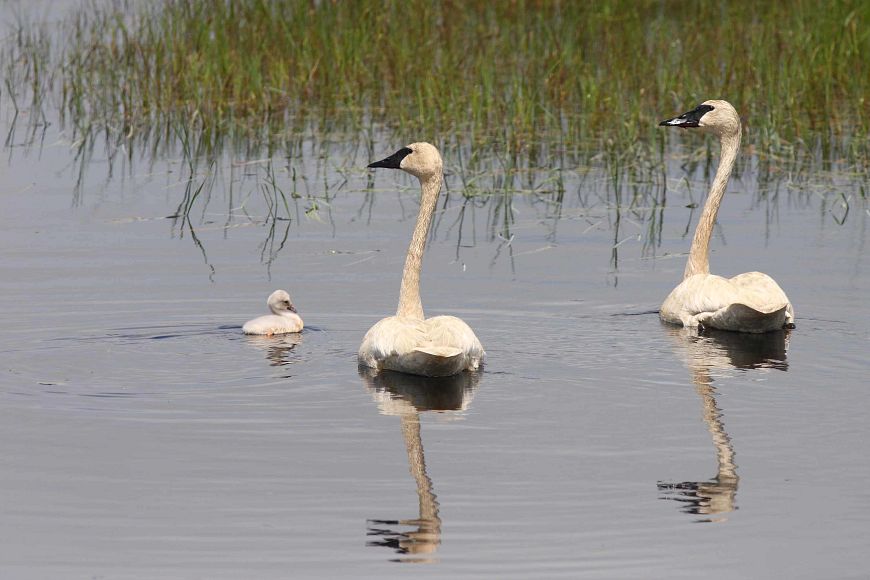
(704, 303, 790, 333)
(383, 347, 467, 377)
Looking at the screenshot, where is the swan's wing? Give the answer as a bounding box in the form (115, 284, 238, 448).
(424, 315, 485, 364)
(359, 316, 427, 363)
(662, 275, 739, 325)
(703, 303, 790, 333)
(727, 272, 793, 316)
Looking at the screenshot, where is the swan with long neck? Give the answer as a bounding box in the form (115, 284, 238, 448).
(359, 142, 484, 377)
(658, 100, 795, 333)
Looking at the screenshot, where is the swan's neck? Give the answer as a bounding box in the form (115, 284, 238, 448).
(695, 372, 738, 482)
(396, 173, 441, 319)
(684, 125, 741, 279)
(401, 414, 440, 526)
(269, 306, 294, 317)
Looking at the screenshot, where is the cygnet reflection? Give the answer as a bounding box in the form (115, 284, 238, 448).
(361, 368, 481, 563)
(243, 332, 303, 367)
(658, 325, 789, 521)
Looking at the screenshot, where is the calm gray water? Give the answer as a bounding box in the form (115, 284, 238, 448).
(1, 15, 869, 578)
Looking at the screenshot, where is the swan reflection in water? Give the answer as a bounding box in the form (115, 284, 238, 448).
(360, 367, 480, 563)
(658, 326, 789, 522)
(243, 333, 303, 367)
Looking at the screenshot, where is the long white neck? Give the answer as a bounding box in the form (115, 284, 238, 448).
(684, 125, 741, 279)
(396, 172, 442, 319)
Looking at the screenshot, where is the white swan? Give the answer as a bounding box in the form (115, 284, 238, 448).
(658, 100, 795, 333)
(359, 142, 484, 377)
(242, 289, 303, 335)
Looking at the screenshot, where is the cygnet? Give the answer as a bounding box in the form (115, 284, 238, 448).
(242, 290, 303, 335)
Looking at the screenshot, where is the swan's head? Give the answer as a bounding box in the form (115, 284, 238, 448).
(368, 142, 443, 180)
(267, 289, 297, 314)
(659, 99, 740, 136)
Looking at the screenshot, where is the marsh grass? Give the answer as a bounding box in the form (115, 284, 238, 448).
(0, 0, 867, 272)
(3, 0, 869, 161)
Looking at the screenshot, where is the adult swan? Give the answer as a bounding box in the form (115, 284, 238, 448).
(659, 100, 795, 333)
(359, 142, 485, 377)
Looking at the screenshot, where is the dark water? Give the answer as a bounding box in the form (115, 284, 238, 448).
(1, 11, 869, 580)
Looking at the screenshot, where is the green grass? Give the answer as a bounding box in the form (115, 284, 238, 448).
(2, 0, 868, 167)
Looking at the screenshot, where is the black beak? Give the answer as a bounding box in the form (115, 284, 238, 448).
(368, 146, 413, 169)
(659, 104, 714, 129)
(289, 304, 297, 313)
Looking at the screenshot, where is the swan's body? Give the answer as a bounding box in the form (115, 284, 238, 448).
(361, 315, 483, 378)
(660, 270, 792, 332)
(359, 142, 484, 377)
(242, 289, 303, 335)
(659, 100, 794, 333)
